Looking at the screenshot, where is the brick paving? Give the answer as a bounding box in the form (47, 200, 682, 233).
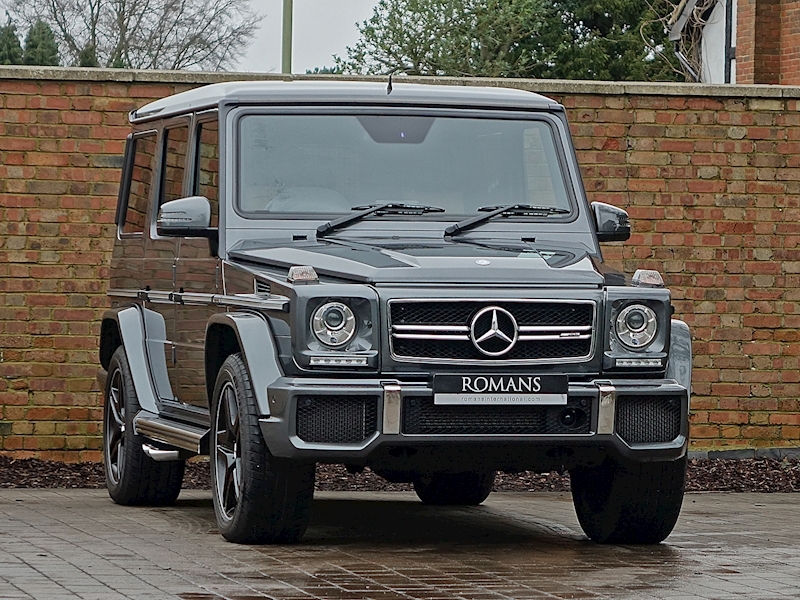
(1, 489, 799, 599)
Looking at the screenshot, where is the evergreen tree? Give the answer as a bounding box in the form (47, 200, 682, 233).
(528, 0, 681, 81)
(0, 13, 23, 65)
(23, 19, 59, 65)
(78, 43, 99, 68)
(340, 0, 682, 81)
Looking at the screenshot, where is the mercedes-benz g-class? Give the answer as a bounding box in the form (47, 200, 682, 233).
(99, 81, 692, 544)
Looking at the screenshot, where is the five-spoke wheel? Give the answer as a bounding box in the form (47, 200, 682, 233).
(214, 381, 243, 524)
(210, 353, 315, 544)
(104, 367, 126, 487)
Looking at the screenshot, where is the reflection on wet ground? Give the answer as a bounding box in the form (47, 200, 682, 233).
(1, 489, 799, 599)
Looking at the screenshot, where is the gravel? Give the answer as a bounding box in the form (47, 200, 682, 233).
(1, 456, 798, 492)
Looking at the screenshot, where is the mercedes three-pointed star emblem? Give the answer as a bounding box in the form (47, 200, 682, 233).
(469, 306, 519, 357)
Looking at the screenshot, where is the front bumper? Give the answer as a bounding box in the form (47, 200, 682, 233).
(259, 376, 689, 470)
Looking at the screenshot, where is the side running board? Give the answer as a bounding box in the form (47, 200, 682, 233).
(133, 411, 209, 454)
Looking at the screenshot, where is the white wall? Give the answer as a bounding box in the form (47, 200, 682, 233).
(701, 1, 728, 83)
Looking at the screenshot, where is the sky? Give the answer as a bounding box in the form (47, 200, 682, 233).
(237, 0, 379, 73)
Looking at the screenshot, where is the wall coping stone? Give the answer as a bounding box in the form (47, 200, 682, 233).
(4, 65, 800, 98)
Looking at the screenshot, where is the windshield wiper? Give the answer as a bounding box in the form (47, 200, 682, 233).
(317, 203, 445, 238)
(446, 237, 535, 253)
(444, 204, 570, 238)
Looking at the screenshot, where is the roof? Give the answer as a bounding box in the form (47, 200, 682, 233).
(130, 80, 560, 123)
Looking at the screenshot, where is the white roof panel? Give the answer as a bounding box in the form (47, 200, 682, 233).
(130, 81, 559, 123)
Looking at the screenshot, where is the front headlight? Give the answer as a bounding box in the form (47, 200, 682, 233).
(311, 301, 357, 347)
(293, 287, 379, 371)
(614, 304, 658, 350)
(604, 288, 670, 370)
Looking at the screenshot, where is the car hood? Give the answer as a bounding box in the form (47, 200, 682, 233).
(228, 237, 606, 287)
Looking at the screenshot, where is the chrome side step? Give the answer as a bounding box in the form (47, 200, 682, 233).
(133, 411, 209, 454)
(142, 443, 180, 462)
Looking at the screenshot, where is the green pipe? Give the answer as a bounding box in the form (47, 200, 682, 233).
(282, 0, 293, 74)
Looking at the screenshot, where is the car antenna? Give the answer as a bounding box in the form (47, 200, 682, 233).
(387, 73, 393, 95)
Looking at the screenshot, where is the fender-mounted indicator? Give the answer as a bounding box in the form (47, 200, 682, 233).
(632, 269, 664, 288)
(287, 265, 319, 284)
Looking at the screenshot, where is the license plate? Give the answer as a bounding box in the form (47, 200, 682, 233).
(433, 374, 568, 405)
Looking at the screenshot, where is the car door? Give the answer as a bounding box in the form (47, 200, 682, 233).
(173, 113, 223, 408)
(143, 118, 191, 403)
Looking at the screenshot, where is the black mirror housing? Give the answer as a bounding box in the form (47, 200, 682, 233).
(592, 201, 631, 242)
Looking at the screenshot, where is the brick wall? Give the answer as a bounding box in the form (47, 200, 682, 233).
(779, 1, 800, 85)
(737, 0, 800, 85)
(1, 67, 800, 460)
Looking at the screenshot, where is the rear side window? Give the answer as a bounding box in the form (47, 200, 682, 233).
(121, 132, 157, 235)
(194, 119, 220, 227)
(161, 124, 190, 207)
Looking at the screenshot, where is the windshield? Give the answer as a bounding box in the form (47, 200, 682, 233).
(237, 114, 573, 218)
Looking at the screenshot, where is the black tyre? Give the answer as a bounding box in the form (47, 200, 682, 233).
(211, 353, 315, 544)
(103, 346, 184, 506)
(570, 456, 687, 544)
(413, 470, 496, 505)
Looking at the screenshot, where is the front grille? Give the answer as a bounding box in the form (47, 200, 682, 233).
(615, 395, 682, 444)
(296, 395, 378, 444)
(390, 300, 594, 363)
(393, 302, 592, 327)
(402, 396, 593, 435)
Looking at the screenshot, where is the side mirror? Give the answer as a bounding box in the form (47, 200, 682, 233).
(157, 196, 214, 237)
(591, 201, 631, 242)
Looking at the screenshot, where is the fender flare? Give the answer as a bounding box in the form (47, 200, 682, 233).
(99, 306, 160, 414)
(667, 319, 692, 395)
(205, 312, 283, 417)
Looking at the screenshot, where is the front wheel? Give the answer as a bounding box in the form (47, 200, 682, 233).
(570, 456, 687, 544)
(413, 470, 496, 505)
(211, 353, 315, 544)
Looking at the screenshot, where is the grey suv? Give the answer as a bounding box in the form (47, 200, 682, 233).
(99, 81, 692, 544)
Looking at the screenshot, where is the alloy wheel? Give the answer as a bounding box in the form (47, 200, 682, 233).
(104, 368, 126, 485)
(214, 381, 242, 521)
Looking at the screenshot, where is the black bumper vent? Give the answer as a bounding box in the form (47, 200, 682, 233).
(616, 395, 682, 444)
(402, 396, 593, 435)
(296, 396, 379, 444)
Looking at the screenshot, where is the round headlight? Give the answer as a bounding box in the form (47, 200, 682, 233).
(312, 302, 357, 347)
(615, 304, 657, 350)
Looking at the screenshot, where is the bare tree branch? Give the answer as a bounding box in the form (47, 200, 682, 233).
(4, 0, 260, 70)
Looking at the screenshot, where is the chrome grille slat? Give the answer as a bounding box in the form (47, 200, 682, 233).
(518, 334, 592, 341)
(393, 333, 471, 341)
(392, 324, 470, 332)
(389, 299, 596, 364)
(518, 325, 592, 332)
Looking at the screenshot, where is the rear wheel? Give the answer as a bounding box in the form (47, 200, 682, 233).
(103, 346, 184, 506)
(570, 456, 687, 544)
(413, 470, 496, 505)
(211, 353, 315, 544)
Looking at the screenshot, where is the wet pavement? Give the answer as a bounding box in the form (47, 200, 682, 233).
(1, 489, 799, 600)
